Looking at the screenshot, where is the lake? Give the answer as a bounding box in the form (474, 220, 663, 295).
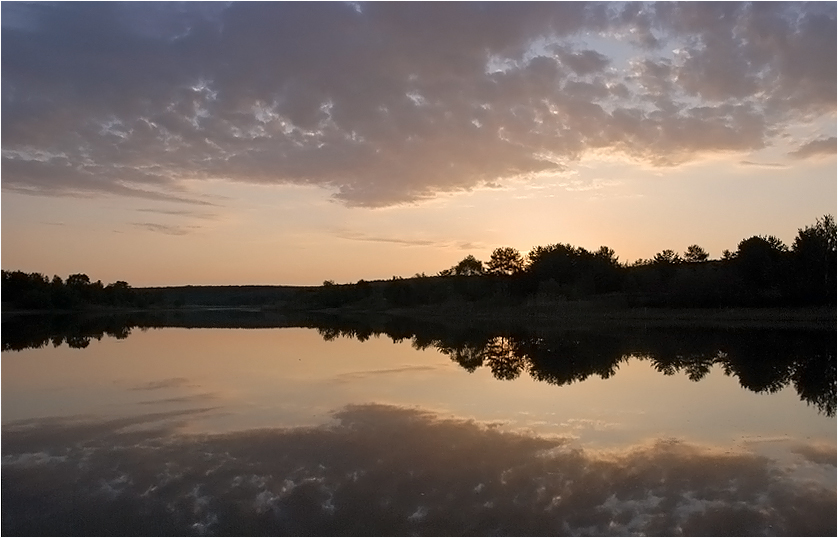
(2, 311, 835, 536)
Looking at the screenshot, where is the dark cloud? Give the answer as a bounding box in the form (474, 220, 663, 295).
(2, 3, 834, 207)
(788, 137, 837, 160)
(1, 157, 216, 205)
(554, 46, 611, 75)
(2, 404, 835, 536)
(1, 407, 220, 456)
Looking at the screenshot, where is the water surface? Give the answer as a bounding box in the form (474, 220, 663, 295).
(2, 313, 835, 535)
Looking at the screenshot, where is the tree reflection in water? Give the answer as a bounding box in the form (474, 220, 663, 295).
(312, 320, 836, 418)
(2, 311, 835, 417)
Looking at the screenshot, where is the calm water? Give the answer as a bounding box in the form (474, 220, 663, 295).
(2, 312, 835, 536)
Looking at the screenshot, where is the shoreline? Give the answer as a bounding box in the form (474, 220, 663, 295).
(302, 303, 838, 330)
(3, 302, 835, 330)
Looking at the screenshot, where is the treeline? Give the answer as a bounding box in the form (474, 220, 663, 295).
(302, 215, 836, 309)
(1, 271, 152, 310)
(4, 215, 834, 311)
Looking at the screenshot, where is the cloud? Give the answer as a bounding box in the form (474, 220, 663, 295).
(335, 230, 437, 247)
(792, 443, 837, 467)
(136, 208, 219, 219)
(555, 177, 621, 192)
(457, 241, 485, 251)
(334, 229, 479, 249)
(131, 222, 199, 236)
(129, 377, 192, 391)
(554, 46, 611, 75)
(333, 366, 438, 383)
(788, 137, 837, 160)
(1, 406, 220, 456)
(137, 392, 220, 406)
(1, 157, 217, 206)
(738, 160, 788, 169)
(333, 231, 485, 252)
(2, 3, 835, 207)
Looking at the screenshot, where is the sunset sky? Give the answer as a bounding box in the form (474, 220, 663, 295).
(2, 2, 835, 287)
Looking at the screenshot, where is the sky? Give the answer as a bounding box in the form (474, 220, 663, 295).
(2, 2, 836, 287)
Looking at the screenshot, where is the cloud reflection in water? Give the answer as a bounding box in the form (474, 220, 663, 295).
(2, 404, 834, 536)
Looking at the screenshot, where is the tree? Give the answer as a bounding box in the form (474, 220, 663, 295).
(2, 271, 51, 308)
(652, 249, 681, 281)
(526, 243, 578, 282)
(653, 249, 682, 265)
(683, 244, 709, 263)
(66, 273, 91, 287)
(791, 214, 837, 303)
(793, 214, 836, 256)
(486, 247, 524, 275)
(589, 245, 622, 292)
(453, 255, 484, 276)
(524, 243, 622, 295)
(104, 280, 132, 305)
(383, 277, 416, 306)
(594, 246, 619, 266)
(736, 235, 789, 293)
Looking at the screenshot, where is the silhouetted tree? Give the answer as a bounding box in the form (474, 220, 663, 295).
(486, 247, 524, 275)
(2, 271, 51, 308)
(735, 235, 789, 298)
(652, 249, 681, 281)
(453, 255, 484, 276)
(383, 277, 417, 306)
(594, 246, 619, 265)
(104, 281, 132, 305)
(50, 275, 74, 308)
(653, 249, 682, 265)
(526, 243, 579, 284)
(791, 214, 837, 304)
(66, 273, 91, 287)
(2, 270, 144, 310)
(589, 246, 623, 292)
(683, 244, 709, 263)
